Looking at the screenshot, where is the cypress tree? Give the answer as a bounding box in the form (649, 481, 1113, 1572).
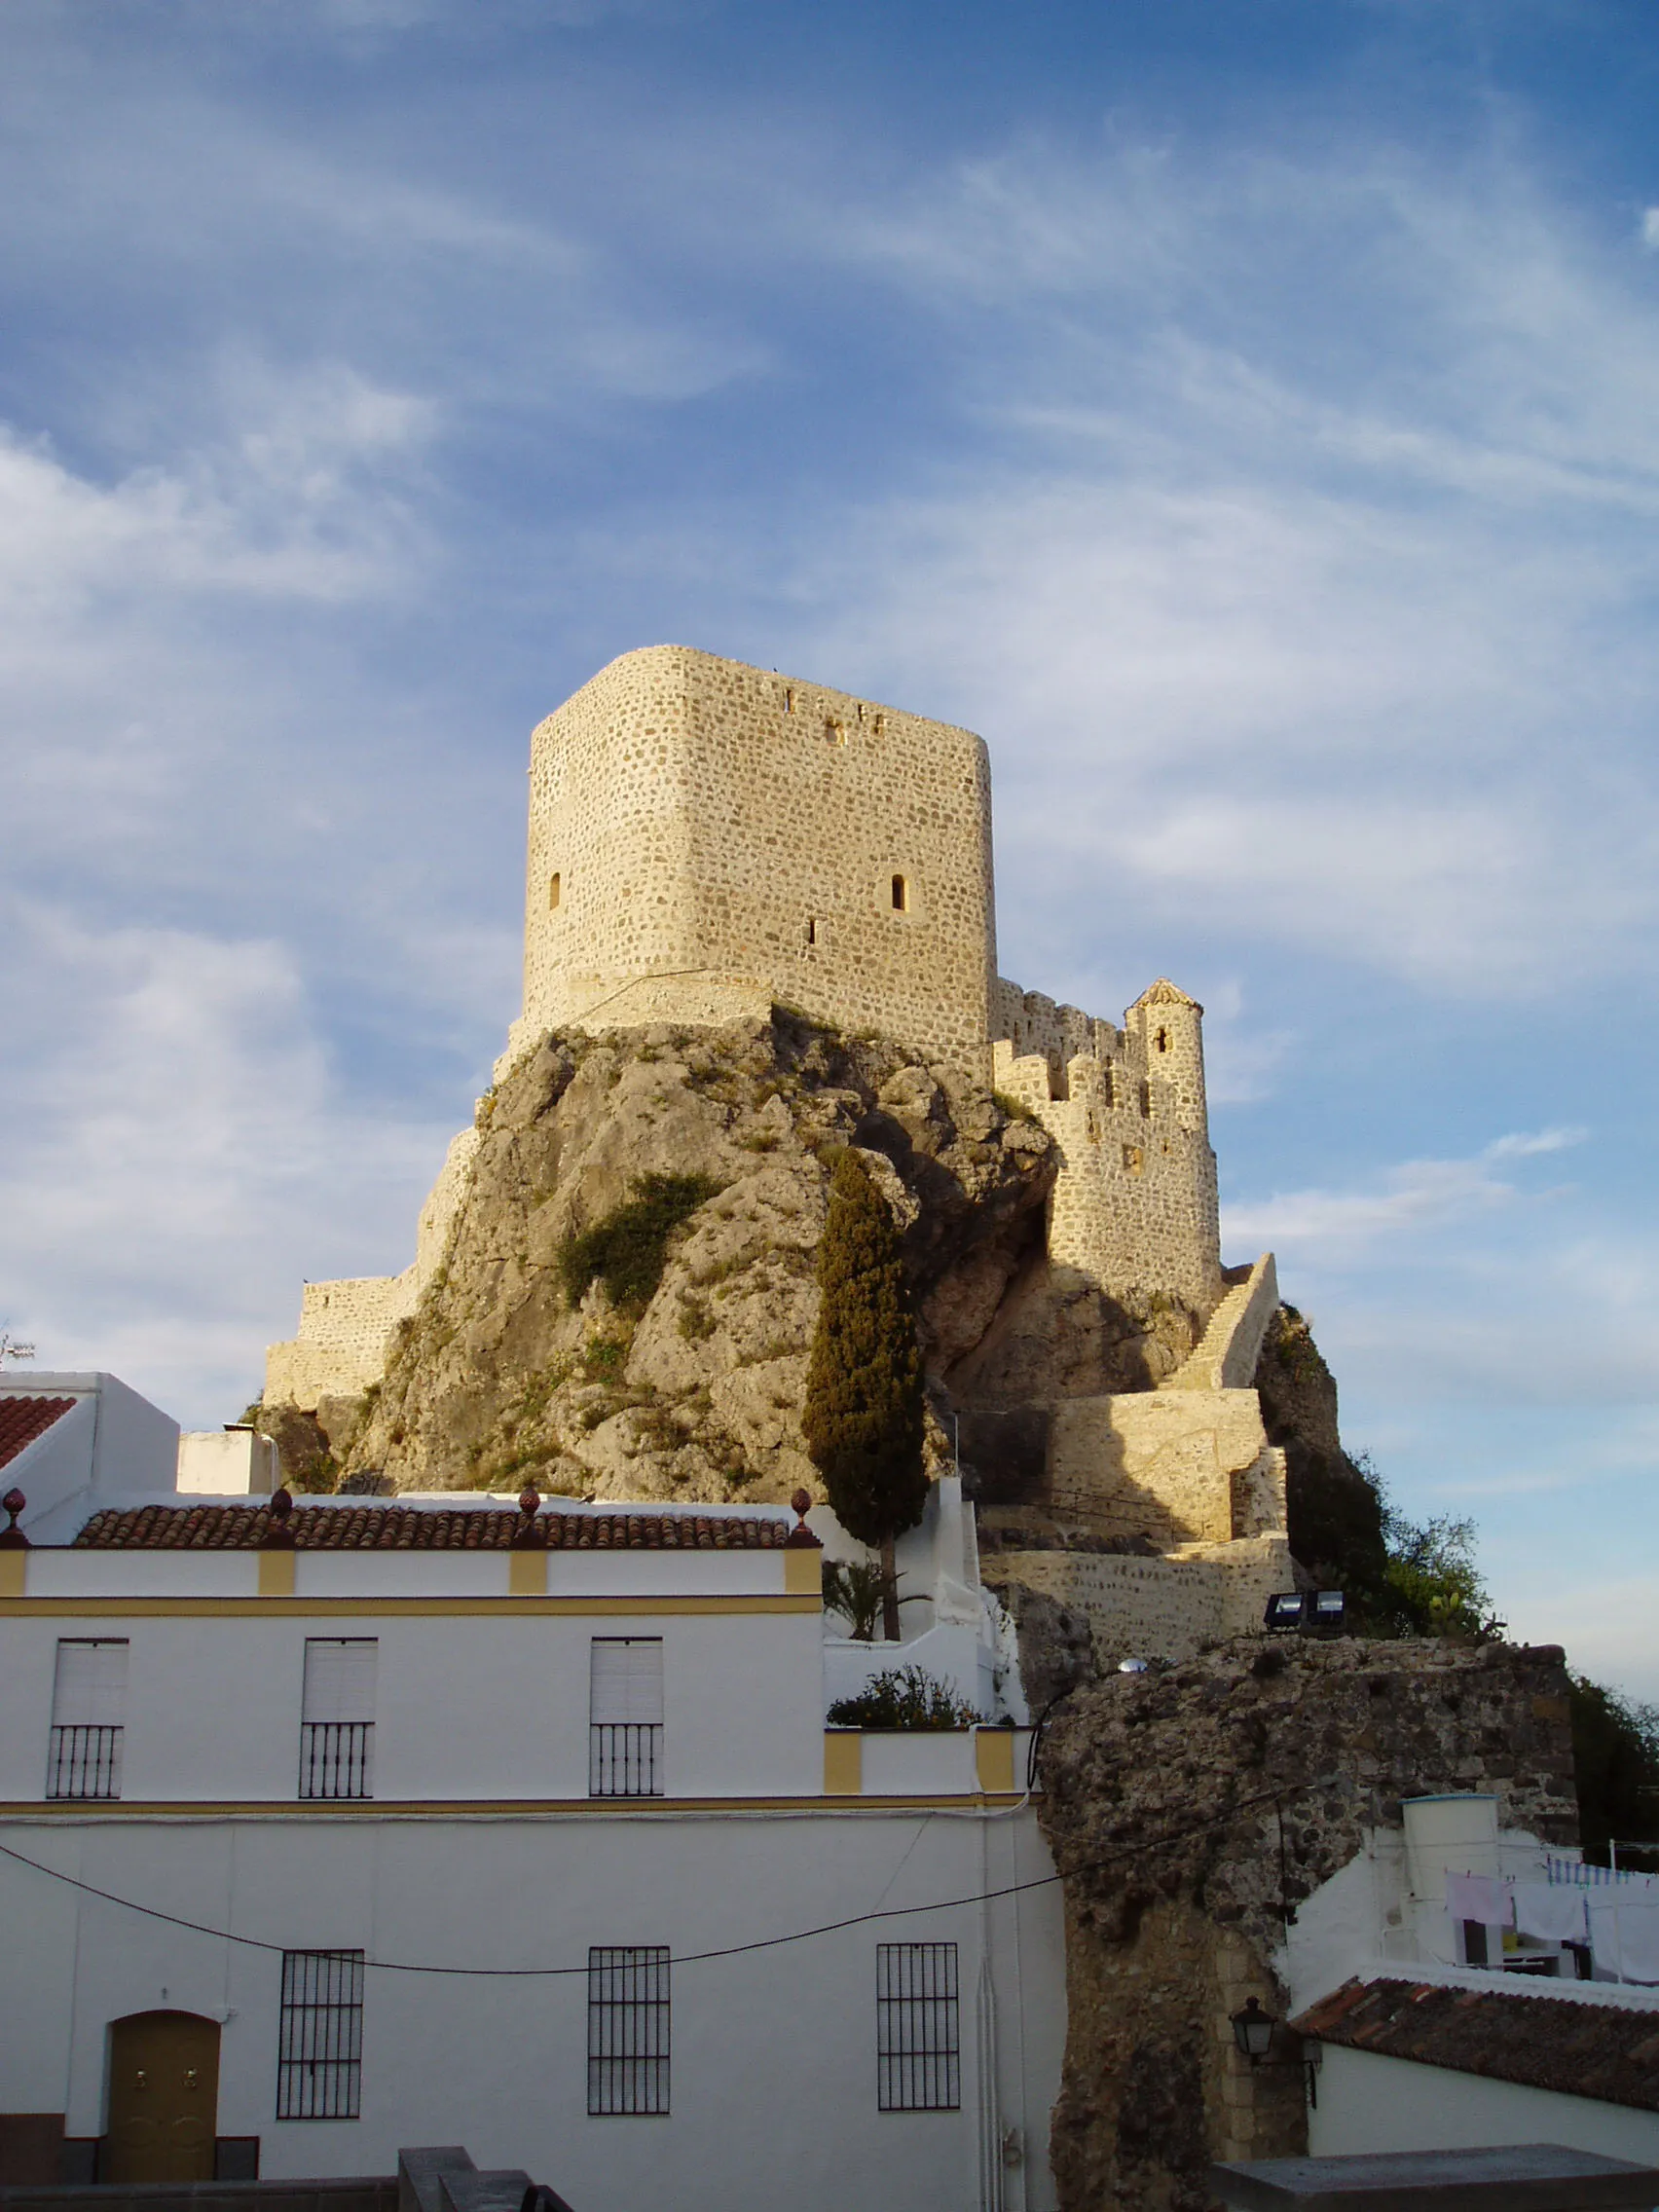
(802, 1149, 927, 1639)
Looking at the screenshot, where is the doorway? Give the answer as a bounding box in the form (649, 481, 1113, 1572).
(105, 2012, 220, 2184)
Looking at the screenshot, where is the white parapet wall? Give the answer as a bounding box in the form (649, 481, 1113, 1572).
(176, 1428, 279, 1495)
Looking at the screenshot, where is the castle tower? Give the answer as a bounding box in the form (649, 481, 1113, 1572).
(515, 645, 998, 1069)
(1126, 978, 1209, 1135)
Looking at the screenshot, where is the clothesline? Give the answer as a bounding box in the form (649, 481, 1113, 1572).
(1446, 1863, 1659, 1984)
(1546, 1853, 1659, 1889)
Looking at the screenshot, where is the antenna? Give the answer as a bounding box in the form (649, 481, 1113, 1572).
(0, 1332, 36, 1368)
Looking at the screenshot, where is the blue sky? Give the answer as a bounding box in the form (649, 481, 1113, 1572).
(3, 0, 1658, 1698)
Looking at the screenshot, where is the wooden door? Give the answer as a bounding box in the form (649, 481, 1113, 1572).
(105, 2012, 219, 2184)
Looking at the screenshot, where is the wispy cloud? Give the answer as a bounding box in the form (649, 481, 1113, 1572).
(1222, 1129, 1585, 1255)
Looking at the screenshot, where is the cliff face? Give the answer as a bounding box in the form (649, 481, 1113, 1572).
(318, 1011, 1059, 1499)
(1252, 1304, 1392, 1596)
(1032, 1636, 1578, 2211)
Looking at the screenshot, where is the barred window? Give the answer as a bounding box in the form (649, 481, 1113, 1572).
(877, 1943, 960, 2111)
(589, 1639, 663, 1798)
(277, 1950, 364, 2120)
(48, 1639, 128, 1801)
(300, 1640, 376, 1801)
(587, 1948, 670, 2116)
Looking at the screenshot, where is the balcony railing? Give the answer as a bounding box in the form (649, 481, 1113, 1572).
(299, 1720, 374, 1800)
(589, 1722, 664, 1798)
(47, 1723, 123, 1800)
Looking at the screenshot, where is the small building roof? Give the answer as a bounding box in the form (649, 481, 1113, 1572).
(1291, 1975, 1659, 2115)
(72, 1501, 790, 1551)
(0, 1395, 77, 1474)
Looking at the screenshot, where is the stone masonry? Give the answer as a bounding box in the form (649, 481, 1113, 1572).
(265, 647, 1288, 1659)
(1034, 1636, 1579, 2210)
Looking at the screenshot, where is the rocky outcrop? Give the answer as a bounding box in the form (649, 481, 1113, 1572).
(321, 1011, 1056, 1499)
(1035, 1635, 1578, 2210)
(1252, 1304, 1391, 1595)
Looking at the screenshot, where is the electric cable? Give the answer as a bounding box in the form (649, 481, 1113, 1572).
(0, 1769, 1333, 1979)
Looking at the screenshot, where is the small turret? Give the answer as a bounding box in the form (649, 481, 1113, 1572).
(1127, 979, 1208, 1136)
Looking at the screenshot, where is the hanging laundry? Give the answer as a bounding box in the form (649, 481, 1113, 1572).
(1512, 1881, 1588, 1945)
(1588, 1898, 1659, 1984)
(1445, 1871, 1509, 1926)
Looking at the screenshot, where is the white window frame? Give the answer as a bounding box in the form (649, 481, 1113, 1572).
(587, 1947, 670, 2116)
(877, 1942, 961, 2111)
(47, 1639, 128, 1801)
(299, 1639, 377, 1801)
(589, 1638, 664, 1798)
(276, 1949, 365, 2120)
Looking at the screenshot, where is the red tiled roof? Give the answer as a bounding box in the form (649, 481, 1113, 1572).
(72, 1502, 789, 1551)
(1292, 1975, 1659, 2114)
(0, 1396, 77, 1474)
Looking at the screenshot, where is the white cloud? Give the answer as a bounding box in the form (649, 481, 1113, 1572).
(1222, 1129, 1584, 1257)
(1641, 206, 1659, 252)
(0, 367, 432, 623)
(0, 902, 458, 1426)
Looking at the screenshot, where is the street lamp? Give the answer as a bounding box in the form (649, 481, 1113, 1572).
(1231, 1998, 1275, 2064)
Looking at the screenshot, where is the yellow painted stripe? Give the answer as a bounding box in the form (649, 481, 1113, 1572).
(0, 1593, 822, 1619)
(0, 1792, 1026, 1819)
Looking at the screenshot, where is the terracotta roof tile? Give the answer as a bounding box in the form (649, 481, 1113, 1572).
(71, 1501, 789, 1552)
(1292, 1975, 1659, 2113)
(0, 1396, 77, 1473)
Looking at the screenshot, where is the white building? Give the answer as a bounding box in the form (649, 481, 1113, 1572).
(0, 1380, 1066, 2211)
(1278, 1791, 1659, 2162)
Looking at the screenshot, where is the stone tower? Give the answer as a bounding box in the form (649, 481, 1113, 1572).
(510, 645, 997, 1072)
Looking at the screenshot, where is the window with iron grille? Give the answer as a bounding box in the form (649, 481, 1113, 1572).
(588, 1639, 663, 1798)
(276, 1950, 364, 2120)
(587, 1947, 669, 2116)
(877, 1943, 960, 2111)
(300, 1640, 376, 1800)
(48, 1640, 128, 1800)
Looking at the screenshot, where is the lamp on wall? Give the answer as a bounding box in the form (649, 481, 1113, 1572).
(1231, 1998, 1275, 2063)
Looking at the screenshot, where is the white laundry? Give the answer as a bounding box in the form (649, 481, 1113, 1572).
(1588, 1897, 1659, 1984)
(1512, 1881, 1588, 1945)
(1445, 1870, 1509, 1927)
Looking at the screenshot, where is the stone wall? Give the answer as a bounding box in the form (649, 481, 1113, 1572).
(992, 978, 1222, 1319)
(991, 1533, 1293, 1665)
(1042, 1389, 1284, 1546)
(516, 645, 997, 1070)
(1033, 1636, 1580, 2211)
(265, 1127, 481, 1412)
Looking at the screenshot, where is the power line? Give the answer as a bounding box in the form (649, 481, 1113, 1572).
(0, 1773, 1330, 1978)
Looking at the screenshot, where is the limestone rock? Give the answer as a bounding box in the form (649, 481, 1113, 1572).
(1036, 1635, 1578, 2211)
(328, 1012, 1055, 1498)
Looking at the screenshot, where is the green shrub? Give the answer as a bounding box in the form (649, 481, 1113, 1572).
(827, 1665, 979, 1731)
(558, 1173, 722, 1314)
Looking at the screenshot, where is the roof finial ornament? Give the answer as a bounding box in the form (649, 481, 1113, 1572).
(512, 1485, 545, 1547)
(784, 1486, 821, 1549)
(0, 1487, 26, 1549)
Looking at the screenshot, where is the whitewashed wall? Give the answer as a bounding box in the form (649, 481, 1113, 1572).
(0, 1806, 1066, 2212)
(1309, 2042, 1659, 2164)
(0, 1603, 827, 1803)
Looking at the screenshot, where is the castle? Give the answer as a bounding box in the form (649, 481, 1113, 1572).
(267, 645, 1294, 1654)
